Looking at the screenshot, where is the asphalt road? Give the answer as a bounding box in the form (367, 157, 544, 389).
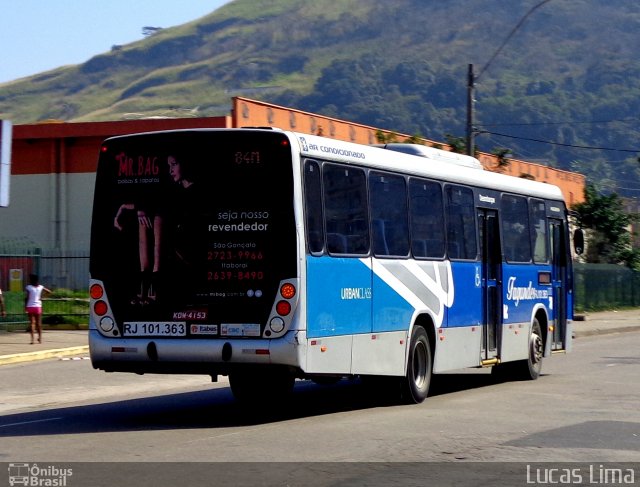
(0, 333, 638, 454)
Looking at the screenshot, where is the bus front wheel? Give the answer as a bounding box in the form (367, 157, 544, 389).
(522, 318, 544, 380)
(401, 326, 432, 404)
(493, 318, 544, 381)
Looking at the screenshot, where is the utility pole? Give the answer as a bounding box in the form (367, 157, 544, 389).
(466, 64, 475, 156)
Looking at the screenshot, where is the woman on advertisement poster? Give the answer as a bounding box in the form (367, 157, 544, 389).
(113, 154, 166, 307)
(165, 153, 209, 305)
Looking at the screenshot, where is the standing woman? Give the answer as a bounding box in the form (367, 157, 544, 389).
(25, 274, 52, 344)
(0, 285, 6, 317)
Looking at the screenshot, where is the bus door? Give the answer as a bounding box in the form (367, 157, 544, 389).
(478, 209, 502, 362)
(549, 218, 569, 351)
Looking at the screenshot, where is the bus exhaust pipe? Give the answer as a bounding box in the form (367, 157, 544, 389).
(222, 342, 233, 362)
(147, 342, 158, 361)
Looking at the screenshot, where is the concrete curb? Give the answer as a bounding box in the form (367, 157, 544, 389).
(0, 346, 89, 366)
(574, 325, 640, 338)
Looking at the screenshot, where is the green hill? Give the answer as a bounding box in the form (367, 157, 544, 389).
(1, 0, 639, 195)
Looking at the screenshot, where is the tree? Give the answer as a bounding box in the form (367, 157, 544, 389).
(445, 134, 466, 154)
(491, 147, 512, 172)
(572, 185, 640, 269)
(375, 130, 399, 144)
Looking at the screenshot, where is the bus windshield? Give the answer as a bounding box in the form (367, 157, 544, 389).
(90, 130, 296, 338)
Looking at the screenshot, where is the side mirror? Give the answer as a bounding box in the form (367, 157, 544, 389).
(573, 228, 584, 255)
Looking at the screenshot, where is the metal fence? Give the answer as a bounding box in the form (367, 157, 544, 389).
(573, 263, 640, 311)
(0, 252, 638, 326)
(0, 249, 89, 328)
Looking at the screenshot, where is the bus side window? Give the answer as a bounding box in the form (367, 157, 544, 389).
(445, 185, 477, 260)
(323, 164, 369, 255)
(530, 199, 548, 263)
(327, 232, 348, 254)
(371, 218, 389, 255)
(304, 159, 324, 254)
(369, 172, 409, 257)
(409, 178, 445, 259)
(502, 194, 532, 263)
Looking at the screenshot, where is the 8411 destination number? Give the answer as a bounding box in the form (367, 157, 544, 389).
(123, 322, 187, 336)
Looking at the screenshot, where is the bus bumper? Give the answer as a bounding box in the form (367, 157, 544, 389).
(88, 329, 305, 376)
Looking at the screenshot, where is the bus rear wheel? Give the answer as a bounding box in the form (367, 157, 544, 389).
(401, 326, 432, 404)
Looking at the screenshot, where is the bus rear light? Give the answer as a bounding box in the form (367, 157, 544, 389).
(280, 283, 296, 299)
(269, 317, 285, 333)
(94, 300, 108, 316)
(276, 300, 291, 316)
(99, 316, 114, 333)
(90, 283, 104, 299)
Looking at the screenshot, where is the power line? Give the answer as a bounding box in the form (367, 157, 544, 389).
(479, 118, 640, 128)
(478, 129, 640, 153)
(468, 0, 556, 155)
(476, 0, 555, 80)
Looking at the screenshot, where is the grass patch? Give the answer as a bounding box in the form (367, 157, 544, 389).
(1, 289, 89, 328)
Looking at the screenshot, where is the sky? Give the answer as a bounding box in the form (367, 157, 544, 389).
(0, 0, 231, 84)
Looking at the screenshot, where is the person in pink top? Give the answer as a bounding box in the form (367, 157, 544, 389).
(0, 286, 6, 317)
(24, 274, 52, 344)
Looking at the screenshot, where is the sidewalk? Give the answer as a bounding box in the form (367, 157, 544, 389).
(572, 308, 640, 337)
(0, 309, 638, 366)
(0, 328, 89, 365)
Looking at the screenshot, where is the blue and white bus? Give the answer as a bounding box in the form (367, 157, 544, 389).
(89, 128, 574, 403)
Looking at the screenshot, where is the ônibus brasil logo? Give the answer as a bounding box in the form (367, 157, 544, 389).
(8, 463, 73, 486)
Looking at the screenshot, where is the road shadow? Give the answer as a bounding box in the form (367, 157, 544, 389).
(0, 370, 514, 437)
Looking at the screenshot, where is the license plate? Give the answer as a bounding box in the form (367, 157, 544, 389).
(123, 322, 187, 337)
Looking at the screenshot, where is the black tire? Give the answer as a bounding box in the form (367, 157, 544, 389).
(522, 318, 544, 380)
(401, 326, 432, 404)
(229, 367, 295, 404)
(492, 318, 544, 381)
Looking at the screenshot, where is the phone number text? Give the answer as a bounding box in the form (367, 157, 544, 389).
(207, 271, 264, 281)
